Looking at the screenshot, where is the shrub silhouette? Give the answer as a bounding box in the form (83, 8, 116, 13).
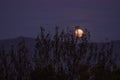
(0, 26, 119, 80)
(31, 64, 56, 80)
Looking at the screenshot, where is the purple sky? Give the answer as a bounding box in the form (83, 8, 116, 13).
(0, 0, 120, 41)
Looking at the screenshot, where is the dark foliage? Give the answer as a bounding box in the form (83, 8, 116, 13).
(0, 26, 120, 80)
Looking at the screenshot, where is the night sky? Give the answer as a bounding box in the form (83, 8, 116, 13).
(0, 0, 120, 42)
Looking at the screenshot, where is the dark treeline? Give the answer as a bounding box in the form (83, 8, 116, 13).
(0, 27, 120, 80)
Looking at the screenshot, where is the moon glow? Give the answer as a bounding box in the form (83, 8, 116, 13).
(75, 29, 84, 38)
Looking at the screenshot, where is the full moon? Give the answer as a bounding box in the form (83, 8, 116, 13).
(75, 28, 84, 38)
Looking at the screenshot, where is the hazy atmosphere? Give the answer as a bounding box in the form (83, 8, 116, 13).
(0, 0, 120, 41)
(0, 0, 120, 80)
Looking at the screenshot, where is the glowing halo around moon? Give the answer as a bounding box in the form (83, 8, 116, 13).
(75, 28, 84, 38)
